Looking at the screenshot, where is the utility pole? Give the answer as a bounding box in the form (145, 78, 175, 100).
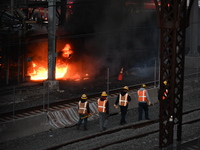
(48, 0, 56, 80)
(45, 0, 59, 90)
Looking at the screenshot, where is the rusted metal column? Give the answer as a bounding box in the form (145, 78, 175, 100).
(48, 0, 56, 80)
(154, 0, 194, 148)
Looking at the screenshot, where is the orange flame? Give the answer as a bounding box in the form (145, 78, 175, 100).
(28, 44, 81, 81)
(62, 44, 73, 59)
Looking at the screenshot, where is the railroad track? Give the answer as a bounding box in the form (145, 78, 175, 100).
(0, 82, 43, 96)
(44, 108, 200, 150)
(0, 72, 199, 123)
(0, 81, 155, 123)
(0, 72, 199, 149)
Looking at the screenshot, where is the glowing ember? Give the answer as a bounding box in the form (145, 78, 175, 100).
(73, 73, 81, 81)
(83, 74, 89, 80)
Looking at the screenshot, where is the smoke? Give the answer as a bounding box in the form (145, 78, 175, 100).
(26, 0, 159, 81)
(80, 0, 159, 77)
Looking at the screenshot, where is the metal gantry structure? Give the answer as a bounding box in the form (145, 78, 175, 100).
(154, 0, 194, 148)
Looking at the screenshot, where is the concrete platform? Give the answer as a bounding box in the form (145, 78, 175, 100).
(0, 113, 50, 143)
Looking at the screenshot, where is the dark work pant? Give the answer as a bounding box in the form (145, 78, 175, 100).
(120, 105, 128, 124)
(77, 114, 88, 129)
(138, 102, 149, 121)
(99, 112, 109, 130)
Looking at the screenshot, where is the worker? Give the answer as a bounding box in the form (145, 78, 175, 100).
(77, 94, 90, 130)
(97, 91, 109, 131)
(137, 84, 151, 121)
(158, 80, 169, 115)
(114, 86, 131, 125)
(158, 80, 168, 100)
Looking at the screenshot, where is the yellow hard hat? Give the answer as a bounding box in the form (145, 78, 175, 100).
(123, 86, 129, 90)
(163, 81, 167, 85)
(141, 84, 146, 88)
(101, 91, 107, 96)
(81, 94, 87, 99)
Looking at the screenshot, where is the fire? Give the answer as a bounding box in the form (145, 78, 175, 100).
(29, 61, 68, 80)
(30, 63, 48, 80)
(55, 59, 68, 79)
(28, 44, 83, 81)
(62, 44, 73, 59)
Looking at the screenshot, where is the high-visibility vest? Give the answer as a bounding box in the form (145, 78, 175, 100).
(162, 89, 168, 100)
(78, 101, 88, 114)
(97, 99, 108, 113)
(119, 93, 128, 106)
(138, 90, 148, 102)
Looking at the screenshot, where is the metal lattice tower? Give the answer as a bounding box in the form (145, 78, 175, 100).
(154, 0, 194, 148)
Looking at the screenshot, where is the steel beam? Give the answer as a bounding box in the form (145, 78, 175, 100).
(154, 0, 194, 148)
(48, 0, 56, 80)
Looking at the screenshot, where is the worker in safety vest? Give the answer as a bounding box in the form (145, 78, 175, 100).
(137, 84, 151, 121)
(158, 81, 169, 115)
(97, 91, 109, 131)
(114, 86, 131, 125)
(162, 80, 168, 100)
(77, 94, 90, 130)
(158, 80, 168, 101)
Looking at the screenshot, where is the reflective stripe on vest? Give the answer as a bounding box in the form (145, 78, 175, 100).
(97, 99, 108, 113)
(138, 90, 148, 102)
(119, 93, 128, 106)
(78, 101, 88, 114)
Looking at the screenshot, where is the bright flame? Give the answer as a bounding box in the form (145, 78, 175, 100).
(62, 44, 73, 59)
(30, 63, 48, 80)
(55, 59, 68, 79)
(28, 44, 79, 81)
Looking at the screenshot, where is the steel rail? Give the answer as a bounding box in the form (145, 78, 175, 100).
(0, 72, 198, 123)
(0, 81, 156, 123)
(44, 108, 200, 150)
(91, 118, 200, 150)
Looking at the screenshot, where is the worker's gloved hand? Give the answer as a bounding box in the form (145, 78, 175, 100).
(148, 101, 152, 106)
(114, 104, 118, 109)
